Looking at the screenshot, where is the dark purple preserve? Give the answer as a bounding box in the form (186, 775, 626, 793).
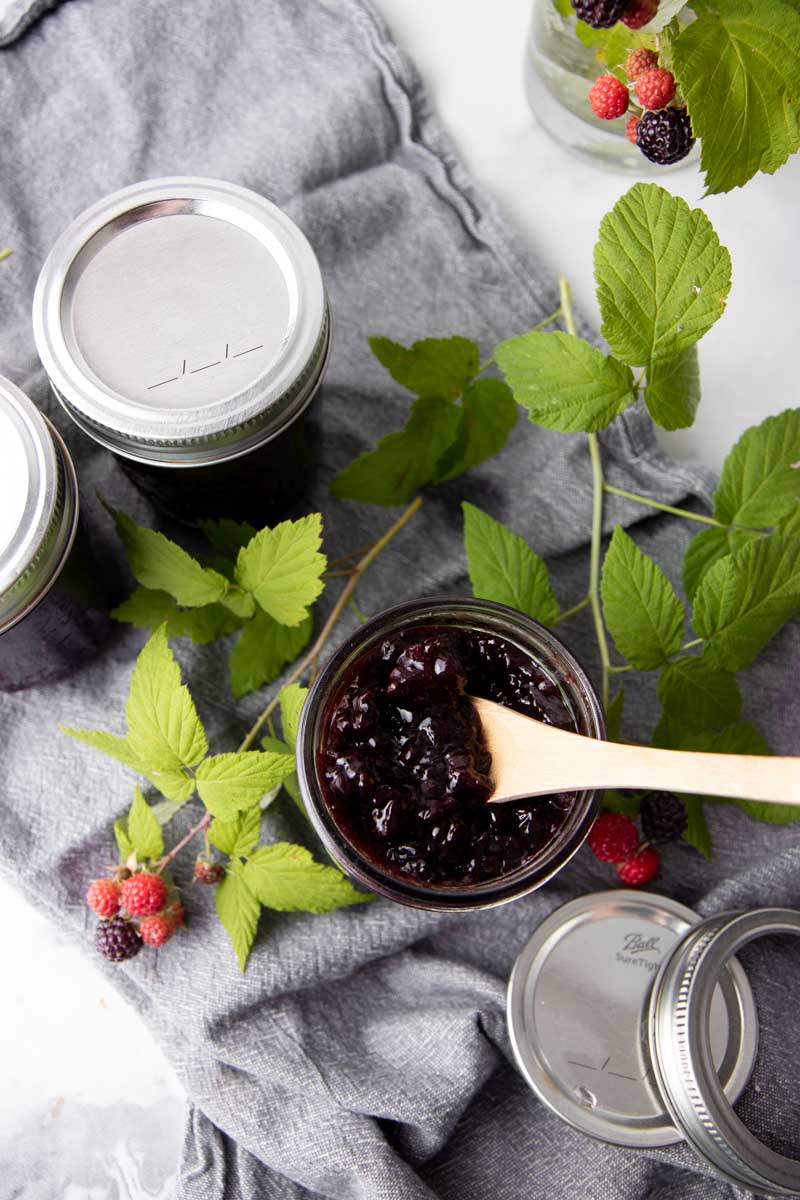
(317, 625, 579, 887)
(0, 377, 113, 691)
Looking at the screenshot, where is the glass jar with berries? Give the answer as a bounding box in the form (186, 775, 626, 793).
(524, 0, 699, 172)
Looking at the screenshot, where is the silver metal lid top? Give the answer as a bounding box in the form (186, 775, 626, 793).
(507, 891, 757, 1149)
(650, 907, 800, 1198)
(0, 376, 77, 630)
(32, 178, 328, 465)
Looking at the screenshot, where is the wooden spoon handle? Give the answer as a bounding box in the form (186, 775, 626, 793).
(572, 738, 800, 805)
(474, 701, 800, 805)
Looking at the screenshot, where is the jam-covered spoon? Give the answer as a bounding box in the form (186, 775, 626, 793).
(471, 696, 800, 805)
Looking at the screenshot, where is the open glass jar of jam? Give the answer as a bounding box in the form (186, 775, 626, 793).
(297, 597, 605, 910)
(32, 177, 330, 524)
(0, 376, 111, 690)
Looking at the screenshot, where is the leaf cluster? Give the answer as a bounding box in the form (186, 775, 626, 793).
(331, 336, 517, 505)
(110, 510, 324, 699)
(62, 627, 370, 969)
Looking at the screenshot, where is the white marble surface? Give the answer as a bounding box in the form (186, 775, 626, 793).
(2, 1, 798, 1196)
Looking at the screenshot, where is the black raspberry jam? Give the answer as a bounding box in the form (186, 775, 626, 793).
(317, 626, 579, 888)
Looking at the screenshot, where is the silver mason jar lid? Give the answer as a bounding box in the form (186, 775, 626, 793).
(506, 891, 757, 1149)
(0, 375, 78, 631)
(32, 177, 330, 467)
(649, 907, 800, 1197)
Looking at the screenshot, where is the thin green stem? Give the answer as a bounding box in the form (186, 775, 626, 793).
(559, 278, 577, 336)
(237, 496, 424, 752)
(608, 664, 633, 676)
(588, 433, 613, 711)
(633, 367, 646, 392)
(552, 595, 590, 625)
(679, 637, 703, 653)
(478, 356, 495, 374)
(603, 483, 725, 528)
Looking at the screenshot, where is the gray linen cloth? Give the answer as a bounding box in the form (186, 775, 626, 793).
(0, 1, 798, 1197)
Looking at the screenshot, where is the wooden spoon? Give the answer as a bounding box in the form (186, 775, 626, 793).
(471, 696, 800, 806)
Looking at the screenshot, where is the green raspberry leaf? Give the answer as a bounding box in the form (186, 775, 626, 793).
(644, 347, 701, 432)
(112, 510, 229, 607)
(200, 518, 257, 558)
(495, 331, 636, 433)
(112, 588, 243, 644)
(229, 611, 312, 699)
(668, 0, 800, 195)
(126, 626, 208, 771)
(209, 807, 262, 859)
(463, 502, 560, 625)
(218, 590, 257, 620)
(601, 527, 685, 670)
(713, 409, 800, 529)
(140, 769, 196, 805)
(215, 863, 261, 972)
(114, 819, 135, 860)
(594, 183, 732, 368)
(657, 656, 741, 734)
(683, 527, 732, 601)
(682, 797, 712, 859)
(234, 513, 326, 626)
(242, 843, 372, 913)
(59, 727, 142, 769)
(279, 683, 308, 751)
(435, 379, 518, 482)
(331, 395, 462, 505)
(369, 335, 479, 399)
(127, 786, 164, 860)
(196, 750, 295, 819)
(693, 535, 800, 670)
(261, 733, 306, 815)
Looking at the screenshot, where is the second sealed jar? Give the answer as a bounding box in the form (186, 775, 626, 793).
(32, 177, 330, 525)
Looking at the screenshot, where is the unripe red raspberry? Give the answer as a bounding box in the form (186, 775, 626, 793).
(621, 0, 659, 29)
(626, 115, 640, 144)
(635, 67, 676, 111)
(120, 871, 168, 917)
(139, 914, 175, 948)
(587, 812, 639, 862)
(617, 844, 660, 887)
(87, 878, 120, 918)
(589, 75, 630, 121)
(624, 47, 658, 81)
(194, 859, 225, 885)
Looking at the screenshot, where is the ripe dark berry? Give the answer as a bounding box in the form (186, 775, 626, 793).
(589, 75, 630, 121)
(624, 47, 658, 82)
(618, 844, 660, 887)
(120, 872, 168, 917)
(86, 878, 120, 918)
(640, 791, 687, 843)
(626, 115, 640, 144)
(194, 859, 225, 885)
(636, 107, 694, 165)
(95, 916, 142, 962)
(571, 0, 628, 28)
(139, 914, 175, 948)
(635, 67, 676, 111)
(587, 812, 639, 863)
(621, 0, 658, 29)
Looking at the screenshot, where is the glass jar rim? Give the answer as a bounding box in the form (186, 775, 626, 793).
(296, 595, 606, 911)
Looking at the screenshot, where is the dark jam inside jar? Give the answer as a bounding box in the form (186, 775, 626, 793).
(317, 625, 579, 887)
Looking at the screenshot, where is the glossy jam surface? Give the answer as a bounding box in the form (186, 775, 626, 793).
(317, 626, 579, 888)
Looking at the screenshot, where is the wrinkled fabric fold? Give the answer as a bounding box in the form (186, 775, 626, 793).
(0, 2, 798, 1197)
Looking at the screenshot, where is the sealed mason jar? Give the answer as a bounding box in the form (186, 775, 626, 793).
(0, 376, 112, 690)
(524, 1, 699, 171)
(296, 597, 605, 910)
(32, 177, 330, 524)
(507, 892, 800, 1196)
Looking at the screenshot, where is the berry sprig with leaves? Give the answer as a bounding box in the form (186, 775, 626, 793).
(557, 0, 800, 193)
(335, 181, 800, 867)
(67, 502, 427, 970)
